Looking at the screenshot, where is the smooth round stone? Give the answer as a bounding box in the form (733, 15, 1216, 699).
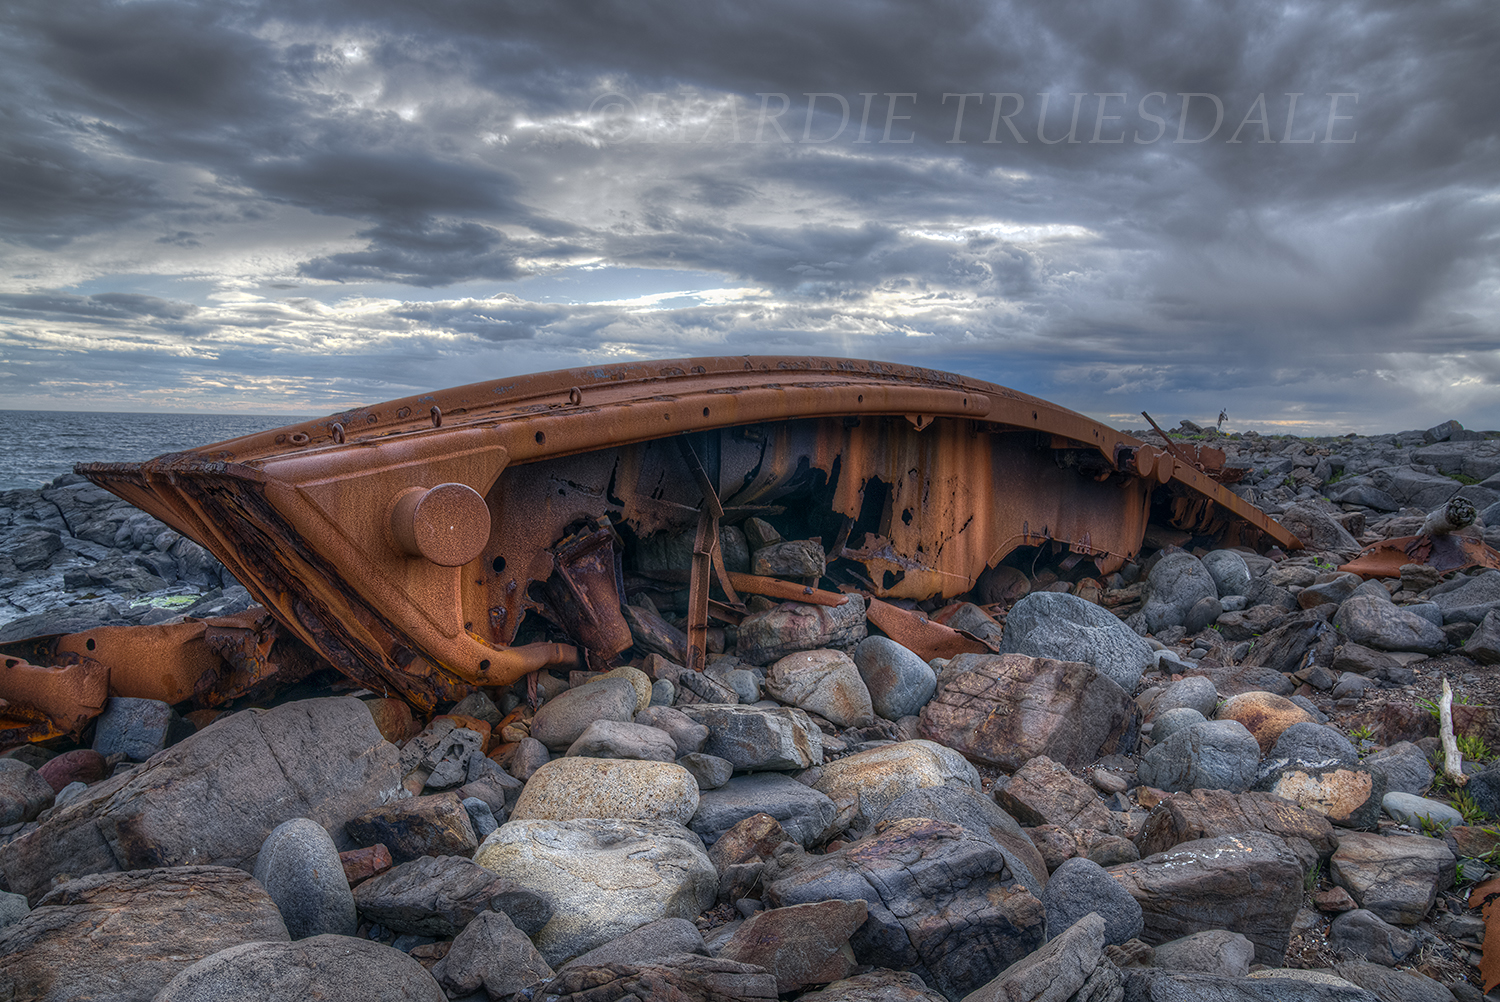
(1216, 690, 1318, 754)
(564, 720, 677, 762)
(676, 753, 733, 790)
(251, 818, 357, 939)
(1151, 707, 1207, 745)
(649, 679, 675, 706)
(1381, 791, 1463, 830)
(852, 636, 938, 720)
(591, 666, 653, 714)
(1151, 676, 1218, 719)
(463, 797, 499, 840)
(530, 678, 640, 751)
(510, 757, 700, 825)
(812, 739, 979, 823)
(1042, 856, 1142, 946)
(154, 935, 445, 1001)
(1202, 550, 1253, 598)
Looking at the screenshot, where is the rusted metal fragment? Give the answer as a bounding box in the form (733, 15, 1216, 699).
(74, 356, 1294, 706)
(53, 621, 221, 705)
(1341, 534, 1500, 579)
(0, 653, 109, 736)
(864, 598, 992, 662)
(200, 608, 322, 707)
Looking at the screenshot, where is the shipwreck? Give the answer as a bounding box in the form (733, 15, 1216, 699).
(2, 356, 1296, 737)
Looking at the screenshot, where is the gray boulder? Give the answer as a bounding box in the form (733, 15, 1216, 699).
(1267, 723, 1357, 766)
(853, 636, 938, 720)
(252, 818, 356, 939)
(1152, 929, 1256, 978)
(1279, 504, 1361, 555)
(675, 704, 823, 771)
(872, 785, 1046, 900)
(1430, 570, 1500, 625)
(1132, 553, 1219, 635)
(1327, 908, 1417, 966)
(1151, 676, 1219, 718)
(352, 854, 552, 937)
(565, 720, 678, 762)
(1042, 857, 1142, 946)
(1333, 595, 1446, 654)
(154, 935, 445, 1002)
(1138, 720, 1262, 794)
(530, 678, 640, 751)
(1000, 591, 1156, 691)
(1202, 550, 1253, 598)
(690, 773, 838, 848)
(1153, 707, 1209, 744)
(1361, 742, 1433, 796)
(431, 910, 554, 999)
(0, 761, 53, 827)
(736, 595, 868, 666)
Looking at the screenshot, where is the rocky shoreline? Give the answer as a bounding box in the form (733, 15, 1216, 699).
(1, 419, 1499, 1000)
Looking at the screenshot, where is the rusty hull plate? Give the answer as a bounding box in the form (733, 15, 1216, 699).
(79, 356, 1294, 710)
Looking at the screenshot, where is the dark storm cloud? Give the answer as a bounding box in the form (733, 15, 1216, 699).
(0, 291, 199, 323)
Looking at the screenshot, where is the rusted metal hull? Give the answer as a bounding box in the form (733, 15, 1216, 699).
(77, 356, 1294, 711)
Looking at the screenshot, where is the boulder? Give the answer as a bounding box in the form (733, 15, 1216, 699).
(736, 595, 868, 666)
(530, 678, 640, 751)
(1462, 609, 1500, 664)
(1107, 832, 1305, 964)
(1135, 788, 1338, 858)
(251, 818, 355, 939)
(1361, 742, 1434, 796)
(1300, 573, 1363, 610)
(1429, 570, 1500, 625)
(473, 818, 717, 966)
(690, 772, 838, 848)
(801, 969, 947, 1002)
(35, 749, 106, 793)
(344, 793, 477, 864)
(918, 653, 1138, 771)
(1137, 720, 1261, 794)
(675, 704, 823, 771)
(536, 953, 778, 1002)
(870, 785, 1047, 900)
(1267, 723, 1358, 766)
(1253, 760, 1385, 830)
(0, 697, 403, 905)
(512, 756, 699, 825)
(1329, 832, 1454, 925)
(153, 934, 444, 1002)
(812, 739, 980, 827)
(1202, 550, 1253, 598)
(992, 755, 1115, 832)
(1042, 858, 1142, 946)
(634, 705, 710, 756)
(351, 854, 552, 936)
(1153, 707, 1209, 744)
(1217, 692, 1319, 755)
(0, 866, 289, 1002)
(563, 719, 677, 762)
(557, 917, 707, 972)
(1382, 792, 1462, 830)
(752, 539, 826, 578)
(766, 817, 1045, 1000)
(1132, 553, 1219, 634)
(1239, 614, 1337, 673)
(1122, 967, 1378, 1000)
(430, 909, 554, 999)
(91, 696, 182, 762)
(1333, 595, 1446, 654)
(960, 911, 1109, 1002)
(1279, 504, 1361, 555)
(998, 591, 1155, 691)
(678, 753, 734, 790)
(1152, 929, 1256, 978)
(1149, 676, 1219, 719)
(718, 899, 867, 993)
(1331, 961, 1457, 1002)
(765, 649, 875, 728)
(853, 636, 938, 720)
(1327, 908, 1418, 966)
(0, 760, 53, 827)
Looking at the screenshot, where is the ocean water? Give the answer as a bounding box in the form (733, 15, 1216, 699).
(0, 410, 316, 492)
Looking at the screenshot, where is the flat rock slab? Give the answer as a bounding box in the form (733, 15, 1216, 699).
(1135, 789, 1337, 858)
(1122, 968, 1379, 1000)
(1330, 832, 1454, 926)
(0, 696, 403, 905)
(0, 865, 289, 1002)
(352, 853, 552, 936)
(676, 704, 823, 771)
(993, 754, 1115, 832)
(1107, 832, 1305, 965)
(718, 899, 867, 993)
(537, 952, 778, 1002)
(154, 934, 445, 1002)
(473, 818, 717, 966)
(766, 817, 1045, 1000)
(917, 653, 1137, 770)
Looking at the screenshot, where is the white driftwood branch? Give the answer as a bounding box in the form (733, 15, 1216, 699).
(1440, 678, 1468, 787)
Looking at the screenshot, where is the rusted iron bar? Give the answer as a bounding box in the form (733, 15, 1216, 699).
(1140, 411, 1197, 469)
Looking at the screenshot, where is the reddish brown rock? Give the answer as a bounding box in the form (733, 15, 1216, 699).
(539, 954, 779, 1002)
(1134, 789, 1338, 858)
(0, 866, 288, 1002)
(993, 756, 1117, 833)
(1025, 825, 1140, 871)
(718, 899, 867, 993)
(1216, 692, 1317, 755)
(36, 750, 107, 794)
(339, 844, 393, 887)
(1314, 886, 1357, 913)
(364, 698, 418, 744)
(918, 654, 1137, 771)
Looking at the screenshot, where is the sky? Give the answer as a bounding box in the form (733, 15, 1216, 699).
(1, 0, 1497, 434)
